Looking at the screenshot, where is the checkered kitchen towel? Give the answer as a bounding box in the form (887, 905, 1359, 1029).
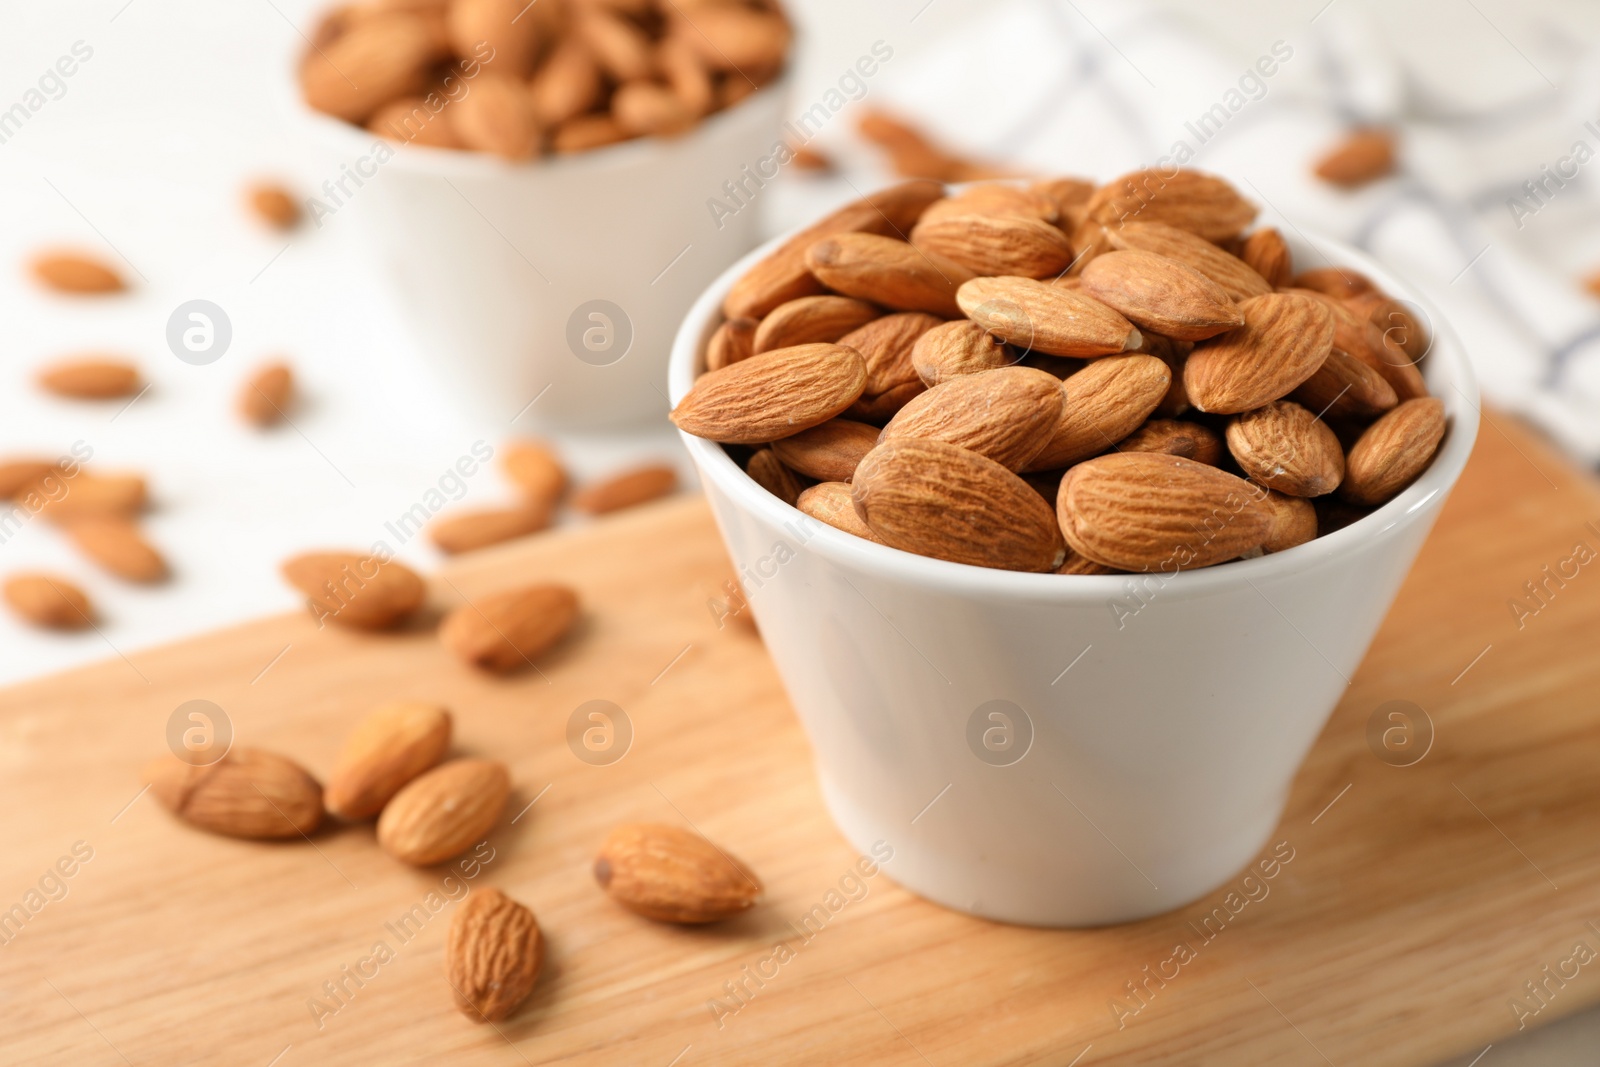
(795, 0, 1600, 464)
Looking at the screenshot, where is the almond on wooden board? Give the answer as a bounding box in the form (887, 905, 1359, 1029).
(746, 448, 803, 505)
(29, 250, 125, 294)
(770, 419, 879, 482)
(673, 344, 867, 444)
(722, 179, 945, 319)
(1184, 293, 1335, 414)
(1239, 228, 1291, 288)
(1086, 168, 1258, 241)
(377, 758, 510, 865)
(571, 464, 678, 514)
(143, 748, 324, 839)
(957, 276, 1141, 358)
(64, 517, 167, 583)
(446, 0, 540, 76)
(1289, 347, 1398, 422)
(429, 505, 551, 554)
(911, 320, 1017, 386)
(245, 183, 301, 229)
(1260, 490, 1318, 553)
(594, 823, 763, 923)
(33, 472, 147, 522)
(281, 552, 425, 630)
(837, 312, 943, 399)
(1105, 221, 1271, 301)
(852, 439, 1065, 572)
(1340, 397, 1447, 506)
(300, 14, 440, 122)
(447, 888, 544, 1022)
(37, 357, 141, 400)
(805, 234, 975, 318)
(3, 573, 95, 630)
(1079, 250, 1245, 341)
(910, 213, 1076, 278)
(449, 72, 542, 159)
(1314, 129, 1397, 188)
(752, 296, 879, 354)
(502, 439, 568, 509)
(238, 363, 294, 427)
(1057, 453, 1274, 571)
(439, 582, 579, 672)
(706, 317, 758, 371)
(1116, 419, 1223, 466)
(325, 702, 452, 820)
(1025, 354, 1171, 471)
(1226, 401, 1345, 497)
(795, 481, 883, 542)
(879, 366, 1064, 471)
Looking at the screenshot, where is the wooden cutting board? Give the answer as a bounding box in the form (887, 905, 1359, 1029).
(2, 412, 1598, 1067)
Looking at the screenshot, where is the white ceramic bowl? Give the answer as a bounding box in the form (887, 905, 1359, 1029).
(670, 225, 1480, 926)
(289, 77, 789, 428)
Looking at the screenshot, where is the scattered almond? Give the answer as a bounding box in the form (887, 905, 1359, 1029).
(246, 183, 301, 229)
(64, 517, 168, 583)
(1314, 129, 1397, 188)
(325, 702, 452, 821)
(281, 551, 426, 630)
(29, 250, 125, 294)
(3, 573, 95, 630)
(34, 472, 147, 522)
(502, 439, 568, 510)
(439, 582, 579, 672)
(594, 823, 762, 923)
(447, 887, 543, 1022)
(143, 748, 324, 839)
(377, 758, 510, 865)
(429, 505, 551, 554)
(239, 362, 294, 426)
(37, 358, 141, 400)
(571, 463, 678, 514)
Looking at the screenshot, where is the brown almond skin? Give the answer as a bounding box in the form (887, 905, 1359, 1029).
(746, 449, 803, 505)
(911, 320, 1017, 386)
(1347, 297, 1430, 401)
(1239, 228, 1292, 288)
(369, 96, 467, 149)
(1340, 397, 1447, 506)
(0, 459, 62, 499)
(752, 296, 879, 354)
(239, 363, 294, 426)
(909, 213, 1076, 278)
(33, 472, 147, 522)
(1116, 419, 1223, 466)
(723, 180, 946, 319)
(1106, 221, 1271, 301)
(659, 36, 713, 117)
(439, 583, 579, 673)
(571, 464, 677, 514)
(377, 758, 510, 866)
(852, 439, 1065, 572)
(529, 38, 604, 127)
(3, 573, 95, 630)
(502, 439, 567, 509)
(673, 344, 868, 444)
(1184, 293, 1335, 414)
(448, 73, 541, 160)
(325, 702, 452, 821)
(594, 823, 763, 923)
(37, 358, 141, 400)
(30, 251, 125, 294)
(1226, 401, 1345, 497)
(919, 183, 1059, 226)
(1057, 453, 1275, 571)
(551, 113, 629, 154)
(575, 7, 654, 82)
(282, 552, 425, 630)
(1025, 354, 1171, 471)
(770, 419, 880, 482)
(613, 81, 696, 137)
(1289, 347, 1398, 422)
(246, 184, 301, 229)
(447, 0, 541, 77)
(837, 313, 944, 399)
(1079, 250, 1246, 341)
(1260, 490, 1318, 553)
(706, 317, 759, 372)
(300, 15, 440, 123)
(805, 234, 975, 318)
(447, 888, 543, 1022)
(1087, 168, 1258, 241)
(880, 366, 1064, 471)
(64, 517, 168, 582)
(1314, 129, 1397, 188)
(143, 748, 324, 840)
(672, 5, 790, 71)
(796, 482, 883, 542)
(429, 505, 551, 554)
(957, 276, 1141, 358)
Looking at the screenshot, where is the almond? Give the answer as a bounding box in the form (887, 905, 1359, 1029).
(1087, 169, 1257, 241)
(377, 758, 511, 865)
(1225, 401, 1345, 497)
(1184, 293, 1335, 414)
(281, 552, 425, 630)
(1294, 268, 1374, 300)
(957, 276, 1140, 358)
(1339, 397, 1447, 506)
(658, 36, 713, 116)
(446, 888, 543, 1022)
(1314, 129, 1397, 188)
(143, 748, 324, 840)
(910, 213, 1076, 278)
(613, 81, 696, 136)
(239, 362, 294, 426)
(449, 72, 541, 159)
(1057, 453, 1273, 571)
(852, 439, 1065, 571)
(1260, 490, 1318, 553)
(1104, 221, 1271, 300)
(325, 702, 452, 820)
(918, 183, 1059, 226)
(301, 14, 440, 122)
(722, 179, 945, 319)
(1116, 419, 1223, 466)
(594, 823, 763, 923)
(1079, 250, 1245, 341)
(1289, 347, 1398, 421)
(671, 6, 790, 71)
(795, 481, 883, 542)
(1030, 177, 1095, 228)
(746, 448, 803, 505)
(770, 419, 880, 482)
(446, 0, 541, 76)
(439, 582, 579, 672)
(673, 344, 867, 444)
(880, 366, 1064, 471)
(429, 505, 551, 554)
(370, 96, 467, 148)
(33, 472, 147, 521)
(1239, 227, 1291, 288)
(847, 381, 926, 424)
(64, 517, 168, 582)
(1348, 297, 1430, 399)
(1025, 354, 1171, 471)
(0, 459, 61, 499)
(3, 573, 95, 630)
(1056, 547, 1119, 575)
(752, 296, 879, 354)
(911, 320, 1017, 385)
(706, 317, 758, 371)
(246, 183, 301, 229)
(805, 234, 975, 318)
(30, 250, 124, 294)
(837, 312, 943, 399)
(576, 8, 655, 82)
(37, 357, 141, 400)
(571, 463, 677, 514)
(529, 38, 604, 126)
(551, 113, 629, 153)
(502, 439, 567, 509)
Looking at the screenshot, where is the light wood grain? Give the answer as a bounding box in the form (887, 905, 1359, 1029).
(1, 412, 1597, 1066)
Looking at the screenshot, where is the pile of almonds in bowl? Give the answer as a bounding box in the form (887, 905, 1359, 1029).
(301, 0, 791, 160)
(671, 170, 1450, 575)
